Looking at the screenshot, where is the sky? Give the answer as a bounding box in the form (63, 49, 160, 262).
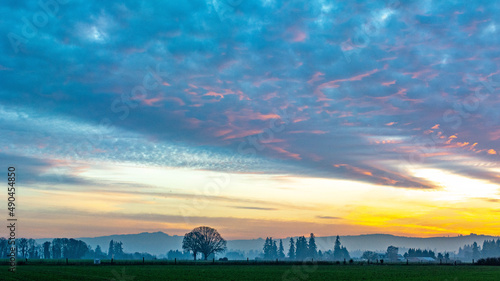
(1, 0, 499, 240)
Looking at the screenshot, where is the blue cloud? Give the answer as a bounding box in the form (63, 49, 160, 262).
(1, 0, 499, 190)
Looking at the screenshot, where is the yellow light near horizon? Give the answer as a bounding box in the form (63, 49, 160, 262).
(24, 159, 500, 238)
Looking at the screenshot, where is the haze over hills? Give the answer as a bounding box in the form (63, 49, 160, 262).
(35, 232, 500, 258)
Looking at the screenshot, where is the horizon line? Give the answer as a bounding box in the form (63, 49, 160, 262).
(30, 231, 500, 241)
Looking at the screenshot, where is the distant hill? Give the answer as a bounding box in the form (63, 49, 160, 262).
(36, 232, 500, 258)
(314, 234, 500, 256)
(229, 234, 500, 258)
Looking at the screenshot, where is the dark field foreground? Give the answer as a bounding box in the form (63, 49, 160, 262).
(2, 262, 500, 281)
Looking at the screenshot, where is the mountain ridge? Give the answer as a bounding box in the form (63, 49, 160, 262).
(35, 232, 500, 258)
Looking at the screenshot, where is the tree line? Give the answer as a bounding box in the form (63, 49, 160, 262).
(360, 241, 500, 263)
(404, 248, 437, 259)
(363, 246, 452, 262)
(262, 234, 350, 261)
(459, 239, 500, 260)
(0, 237, 155, 260)
(4, 228, 500, 262)
(0, 238, 91, 260)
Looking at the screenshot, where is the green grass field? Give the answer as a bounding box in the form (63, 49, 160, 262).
(2, 262, 500, 281)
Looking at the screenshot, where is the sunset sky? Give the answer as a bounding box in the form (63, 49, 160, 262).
(1, 0, 499, 240)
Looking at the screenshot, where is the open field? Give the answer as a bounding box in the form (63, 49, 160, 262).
(2, 262, 500, 281)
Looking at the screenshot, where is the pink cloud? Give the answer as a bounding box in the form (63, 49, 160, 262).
(225, 109, 281, 123)
(223, 130, 263, 140)
(269, 146, 301, 160)
(395, 88, 407, 96)
(204, 91, 224, 99)
(214, 129, 232, 137)
(263, 92, 278, 100)
(185, 118, 201, 128)
(235, 90, 250, 101)
(402, 69, 438, 80)
(143, 97, 163, 106)
(184, 89, 198, 95)
(333, 164, 372, 177)
(307, 72, 325, 84)
(308, 154, 322, 162)
(260, 138, 285, 144)
(490, 129, 500, 141)
(288, 130, 327, 134)
(291, 30, 307, 42)
(293, 116, 309, 123)
(253, 77, 281, 87)
(256, 113, 281, 120)
(382, 80, 396, 86)
(315, 68, 381, 101)
(164, 97, 185, 106)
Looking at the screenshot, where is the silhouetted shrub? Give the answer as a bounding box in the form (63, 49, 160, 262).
(477, 258, 500, 265)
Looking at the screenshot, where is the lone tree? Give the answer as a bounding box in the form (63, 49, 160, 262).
(386, 246, 399, 261)
(182, 231, 200, 260)
(182, 226, 226, 260)
(295, 236, 308, 260)
(278, 239, 285, 259)
(288, 238, 295, 260)
(333, 235, 350, 261)
(308, 233, 317, 258)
